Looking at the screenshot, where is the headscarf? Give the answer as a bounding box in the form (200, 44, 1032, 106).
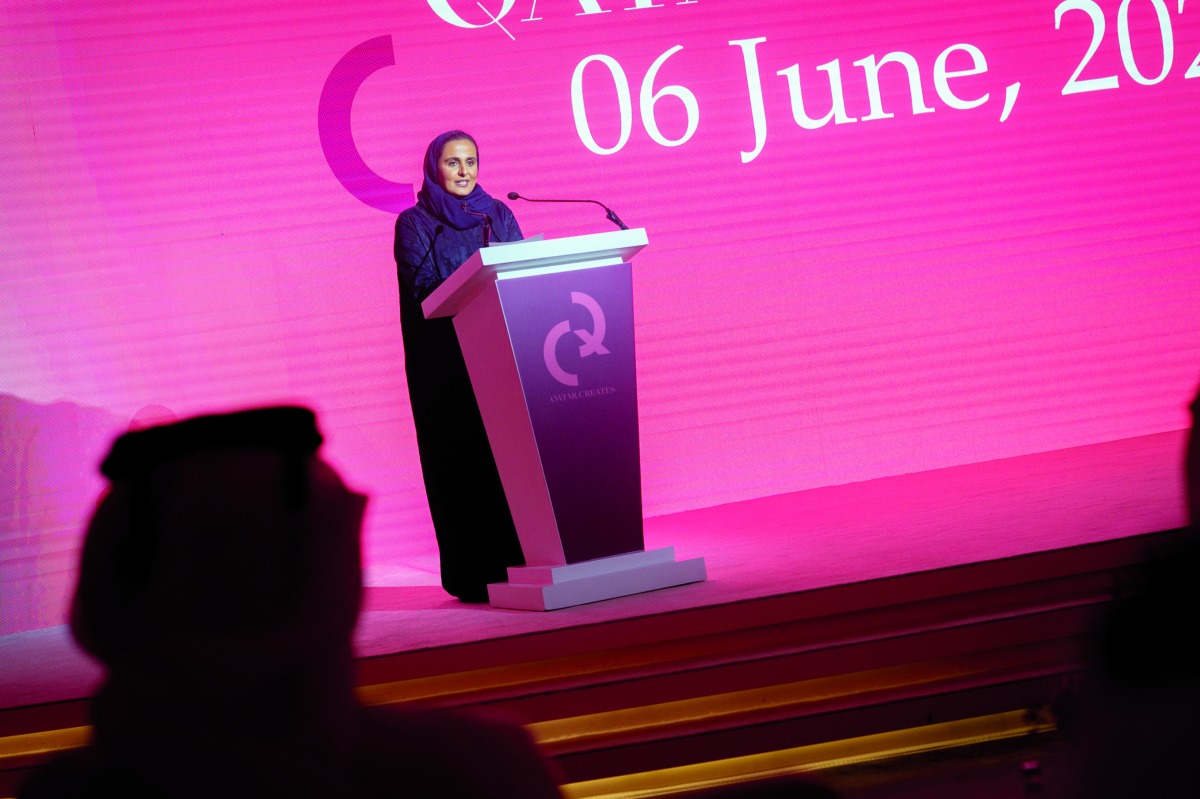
(416, 130, 495, 230)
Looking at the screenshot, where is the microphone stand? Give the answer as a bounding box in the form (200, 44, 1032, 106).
(418, 224, 445, 267)
(461, 205, 492, 246)
(507, 192, 629, 230)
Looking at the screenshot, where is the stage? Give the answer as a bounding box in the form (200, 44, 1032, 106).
(0, 428, 1189, 796)
(5, 3, 1200, 796)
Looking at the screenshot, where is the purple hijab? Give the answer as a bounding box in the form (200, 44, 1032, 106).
(416, 130, 495, 231)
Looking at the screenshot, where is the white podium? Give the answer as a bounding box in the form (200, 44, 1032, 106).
(423, 229, 706, 610)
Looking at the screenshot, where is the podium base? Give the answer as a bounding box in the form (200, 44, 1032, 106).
(487, 547, 707, 611)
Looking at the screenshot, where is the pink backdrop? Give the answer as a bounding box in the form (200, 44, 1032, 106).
(3, 0, 1199, 632)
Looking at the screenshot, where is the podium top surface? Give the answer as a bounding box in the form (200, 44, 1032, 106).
(423, 227, 647, 319)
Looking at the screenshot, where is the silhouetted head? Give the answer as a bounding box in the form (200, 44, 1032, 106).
(71, 406, 367, 688)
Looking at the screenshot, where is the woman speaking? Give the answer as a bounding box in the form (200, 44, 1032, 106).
(393, 130, 525, 602)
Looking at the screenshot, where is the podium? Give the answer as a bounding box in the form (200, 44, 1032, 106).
(423, 228, 706, 610)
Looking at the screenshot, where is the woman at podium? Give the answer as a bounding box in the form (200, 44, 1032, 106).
(393, 130, 525, 602)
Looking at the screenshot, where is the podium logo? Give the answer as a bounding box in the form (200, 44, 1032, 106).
(544, 292, 609, 387)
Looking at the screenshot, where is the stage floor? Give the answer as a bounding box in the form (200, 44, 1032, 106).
(0, 429, 1189, 711)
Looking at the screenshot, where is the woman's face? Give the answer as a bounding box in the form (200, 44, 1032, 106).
(437, 139, 478, 198)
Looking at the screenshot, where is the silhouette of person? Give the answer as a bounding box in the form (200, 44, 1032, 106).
(1066, 382, 1200, 798)
(19, 406, 562, 798)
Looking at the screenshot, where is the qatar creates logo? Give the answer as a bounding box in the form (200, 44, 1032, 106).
(544, 292, 609, 387)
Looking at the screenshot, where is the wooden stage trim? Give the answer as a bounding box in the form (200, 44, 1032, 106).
(353, 529, 1182, 783)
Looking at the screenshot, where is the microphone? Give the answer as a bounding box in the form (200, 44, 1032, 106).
(418, 224, 445, 267)
(461, 204, 492, 246)
(507, 191, 629, 230)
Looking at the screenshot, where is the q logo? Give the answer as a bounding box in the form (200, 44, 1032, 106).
(318, 36, 416, 213)
(544, 292, 609, 387)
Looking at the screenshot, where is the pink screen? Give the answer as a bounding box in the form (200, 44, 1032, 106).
(3, 0, 1199, 630)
